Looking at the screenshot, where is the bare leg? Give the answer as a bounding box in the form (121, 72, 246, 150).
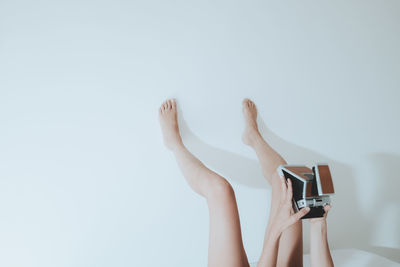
(242, 99, 303, 267)
(159, 99, 249, 267)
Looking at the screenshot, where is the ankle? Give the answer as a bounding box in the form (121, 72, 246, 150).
(247, 130, 262, 147)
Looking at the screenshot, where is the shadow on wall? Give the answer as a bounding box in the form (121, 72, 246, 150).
(361, 153, 400, 263)
(177, 106, 400, 263)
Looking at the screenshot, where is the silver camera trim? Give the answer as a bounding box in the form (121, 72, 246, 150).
(297, 196, 331, 208)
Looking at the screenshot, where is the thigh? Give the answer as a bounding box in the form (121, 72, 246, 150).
(206, 176, 249, 267)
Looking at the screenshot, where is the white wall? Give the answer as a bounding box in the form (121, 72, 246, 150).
(1, 0, 399, 266)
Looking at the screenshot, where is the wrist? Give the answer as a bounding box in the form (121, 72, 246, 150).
(268, 226, 282, 241)
(310, 218, 327, 227)
(310, 220, 327, 234)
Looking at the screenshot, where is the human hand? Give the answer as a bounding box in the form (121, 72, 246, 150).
(270, 176, 310, 236)
(309, 205, 331, 226)
(308, 205, 333, 267)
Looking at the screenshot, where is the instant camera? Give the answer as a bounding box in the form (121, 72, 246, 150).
(277, 164, 335, 219)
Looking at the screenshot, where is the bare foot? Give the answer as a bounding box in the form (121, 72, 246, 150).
(242, 98, 261, 146)
(158, 99, 183, 150)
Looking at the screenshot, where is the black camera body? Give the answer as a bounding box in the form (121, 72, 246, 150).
(278, 164, 335, 219)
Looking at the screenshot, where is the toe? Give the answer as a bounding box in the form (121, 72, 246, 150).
(166, 100, 171, 109)
(171, 99, 177, 109)
(164, 101, 168, 110)
(248, 99, 254, 108)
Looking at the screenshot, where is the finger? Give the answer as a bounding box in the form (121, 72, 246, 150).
(280, 175, 287, 191)
(323, 204, 331, 218)
(279, 176, 287, 200)
(286, 179, 293, 203)
(280, 179, 286, 202)
(324, 205, 331, 212)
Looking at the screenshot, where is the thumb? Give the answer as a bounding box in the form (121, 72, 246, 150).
(281, 207, 311, 232)
(323, 205, 331, 218)
(292, 207, 310, 221)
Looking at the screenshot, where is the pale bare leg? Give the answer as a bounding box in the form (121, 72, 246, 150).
(242, 99, 303, 267)
(159, 99, 249, 267)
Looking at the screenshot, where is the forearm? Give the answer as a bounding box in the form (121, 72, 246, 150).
(257, 230, 281, 267)
(310, 222, 334, 267)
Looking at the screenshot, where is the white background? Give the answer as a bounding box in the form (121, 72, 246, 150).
(1, 0, 399, 266)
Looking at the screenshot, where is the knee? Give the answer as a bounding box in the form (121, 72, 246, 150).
(204, 175, 235, 200)
(263, 160, 287, 183)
